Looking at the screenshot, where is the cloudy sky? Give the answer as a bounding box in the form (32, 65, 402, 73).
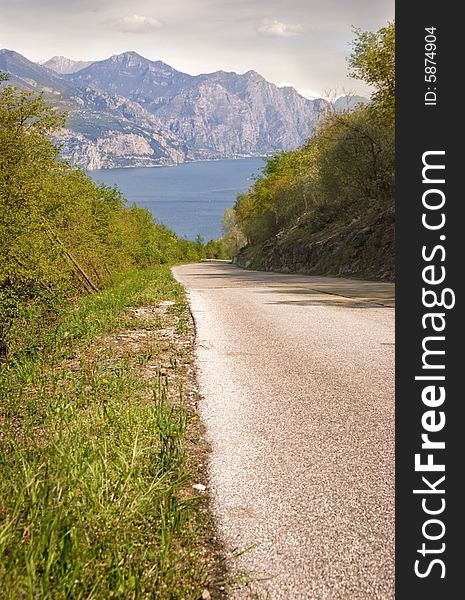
(0, 0, 393, 98)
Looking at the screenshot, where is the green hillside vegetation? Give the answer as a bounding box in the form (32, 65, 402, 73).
(226, 23, 395, 280)
(0, 86, 205, 358)
(0, 85, 222, 597)
(0, 267, 221, 598)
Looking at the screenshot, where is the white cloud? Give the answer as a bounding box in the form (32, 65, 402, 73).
(256, 18, 303, 38)
(115, 14, 162, 34)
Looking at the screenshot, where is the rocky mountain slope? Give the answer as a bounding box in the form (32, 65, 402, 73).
(40, 56, 93, 74)
(65, 52, 328, 160)
(1, 49, 333, 169)
(0, 50, 185, 169)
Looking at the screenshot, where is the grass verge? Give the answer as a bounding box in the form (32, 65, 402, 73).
(0, 266, 220, 599)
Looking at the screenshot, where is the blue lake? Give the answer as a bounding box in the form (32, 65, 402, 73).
(88, 157, 265, 241)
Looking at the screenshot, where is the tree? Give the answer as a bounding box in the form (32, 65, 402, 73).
(221, 207, 247, 257)
(315, 107, 394, 211)
(226, 20, 395, 275)
(349, 22, 395, 120)
(0, 87, 66, 284)
(0, 87, 207, 356)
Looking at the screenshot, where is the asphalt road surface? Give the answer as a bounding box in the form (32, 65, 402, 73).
(173, 262, 395, 600)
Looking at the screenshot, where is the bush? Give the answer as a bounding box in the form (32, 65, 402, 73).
(229, 21, 395, 255)
(0, 87, 203, 357)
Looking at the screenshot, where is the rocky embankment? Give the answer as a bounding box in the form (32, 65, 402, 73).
(237, 208, 395, 281)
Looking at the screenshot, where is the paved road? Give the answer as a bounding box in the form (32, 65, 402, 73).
(173, 262, 394, 600)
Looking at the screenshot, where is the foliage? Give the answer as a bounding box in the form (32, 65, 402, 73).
(220, 208, 247, 257)
(0, 87, 204, 357)
(349, 22, 395, 120)
(228, 21, 395, 254)
(204, 239, 229, 259)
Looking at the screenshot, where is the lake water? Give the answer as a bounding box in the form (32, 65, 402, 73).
(88, 157, 264, 241)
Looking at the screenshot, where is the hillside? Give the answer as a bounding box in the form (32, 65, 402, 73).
(0, 84, 226, 597)
(237, 206, 395, 280)
(1, 49, 331, 169)
(227, 23, 395, 282)
(65, 52, 329, 159)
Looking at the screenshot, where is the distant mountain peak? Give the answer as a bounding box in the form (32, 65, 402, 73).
(40, 55, 70, 64)
(41, 55, 93, 74)
(0, 48, 26, 60)
(107, 52, 178, 73)
(0, 49, 75, 93)
(109, 51, 157, 66)
(244, 69, 265, 81)
(110, 51, 144, 61)
(332, 94, 369, 112)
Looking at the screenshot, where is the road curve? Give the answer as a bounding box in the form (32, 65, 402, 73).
(173, 262, 395, 600)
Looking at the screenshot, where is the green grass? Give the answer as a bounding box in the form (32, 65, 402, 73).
(0, 266, 214, 599)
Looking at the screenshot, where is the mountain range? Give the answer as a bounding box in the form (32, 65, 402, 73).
(0, 49, 367, 170)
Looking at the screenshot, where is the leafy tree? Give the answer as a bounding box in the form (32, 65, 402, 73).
(230, 21, 395, 261)
(204, 239, 228, 259)
(0, 86, 205, 357)
(349, 22, 395, 119)
(221, 208, 247, 256)
(314, 107, 394, 211)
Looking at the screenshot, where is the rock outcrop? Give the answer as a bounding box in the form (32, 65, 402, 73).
(237, 208, 395, 281)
